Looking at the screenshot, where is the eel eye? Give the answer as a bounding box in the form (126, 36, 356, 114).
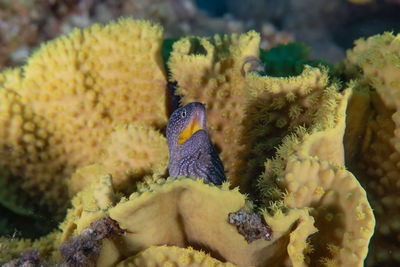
(181, 109, 186, 118)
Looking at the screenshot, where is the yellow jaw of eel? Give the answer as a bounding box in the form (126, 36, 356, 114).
(177, 113, 203, 146)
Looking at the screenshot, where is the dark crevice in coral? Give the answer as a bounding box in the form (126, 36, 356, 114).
(162, 38, 182, 111)
(188, 38, 208, 56)
(308, 204, 346, 266)
(173, 209, 226, 263)
(176, 213, 189, 246)
(235, 96, 294, 201)
(344, 90, 396, 267)
(116, 171, 154, 196)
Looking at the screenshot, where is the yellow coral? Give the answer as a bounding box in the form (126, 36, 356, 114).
(59, 174, 115, 243)
(257, 83, 375, 266)
(58, 175, 317, 267)
(263, 207, 317, 267)
(347, 32, 400, 110)
(344, 32, 400, 266)
(168, 31, 332, 193)
(69, 124, 169, 195)
(118, 245, 237, 267)
(0, 18, 168, 214)
(0, 19, 378, 267)
(282, 158, 374, 266)
(168, 29, 374, 266)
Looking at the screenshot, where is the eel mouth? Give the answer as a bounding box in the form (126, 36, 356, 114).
(177, 110, 204, 146)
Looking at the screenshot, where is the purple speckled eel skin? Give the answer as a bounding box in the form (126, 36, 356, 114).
(166, 102, 226, 185)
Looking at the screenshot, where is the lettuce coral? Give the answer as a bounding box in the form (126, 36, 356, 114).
(0, 18, 377, 267)
(0, 19, 168, 216)
(257, 83, 375, 266)
(60, 175, 317, 267)
(344, 32, 400, 266)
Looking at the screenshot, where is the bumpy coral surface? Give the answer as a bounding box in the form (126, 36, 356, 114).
(69, 124, 169, 195)
(59, 174, 116, 243)
(119, 245, 236, 267)
(344, 32, 400, 266)
(0, 19, 168, 215)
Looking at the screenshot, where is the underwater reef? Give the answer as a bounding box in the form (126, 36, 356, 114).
(0, 0, 293, 71)
(0, 17, 399, 266)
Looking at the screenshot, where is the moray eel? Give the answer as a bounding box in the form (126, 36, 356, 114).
(166, 102, 226, 185)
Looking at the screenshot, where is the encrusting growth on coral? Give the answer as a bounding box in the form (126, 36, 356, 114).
(2, 248, 41, 267)
(59, 174, 116, 243)
(60, 216, 125, 267)
(228, 208, 272, 243)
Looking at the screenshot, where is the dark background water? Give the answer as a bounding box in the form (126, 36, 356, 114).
(1, 0, 400, 70)
(195, 0, 400, 61)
